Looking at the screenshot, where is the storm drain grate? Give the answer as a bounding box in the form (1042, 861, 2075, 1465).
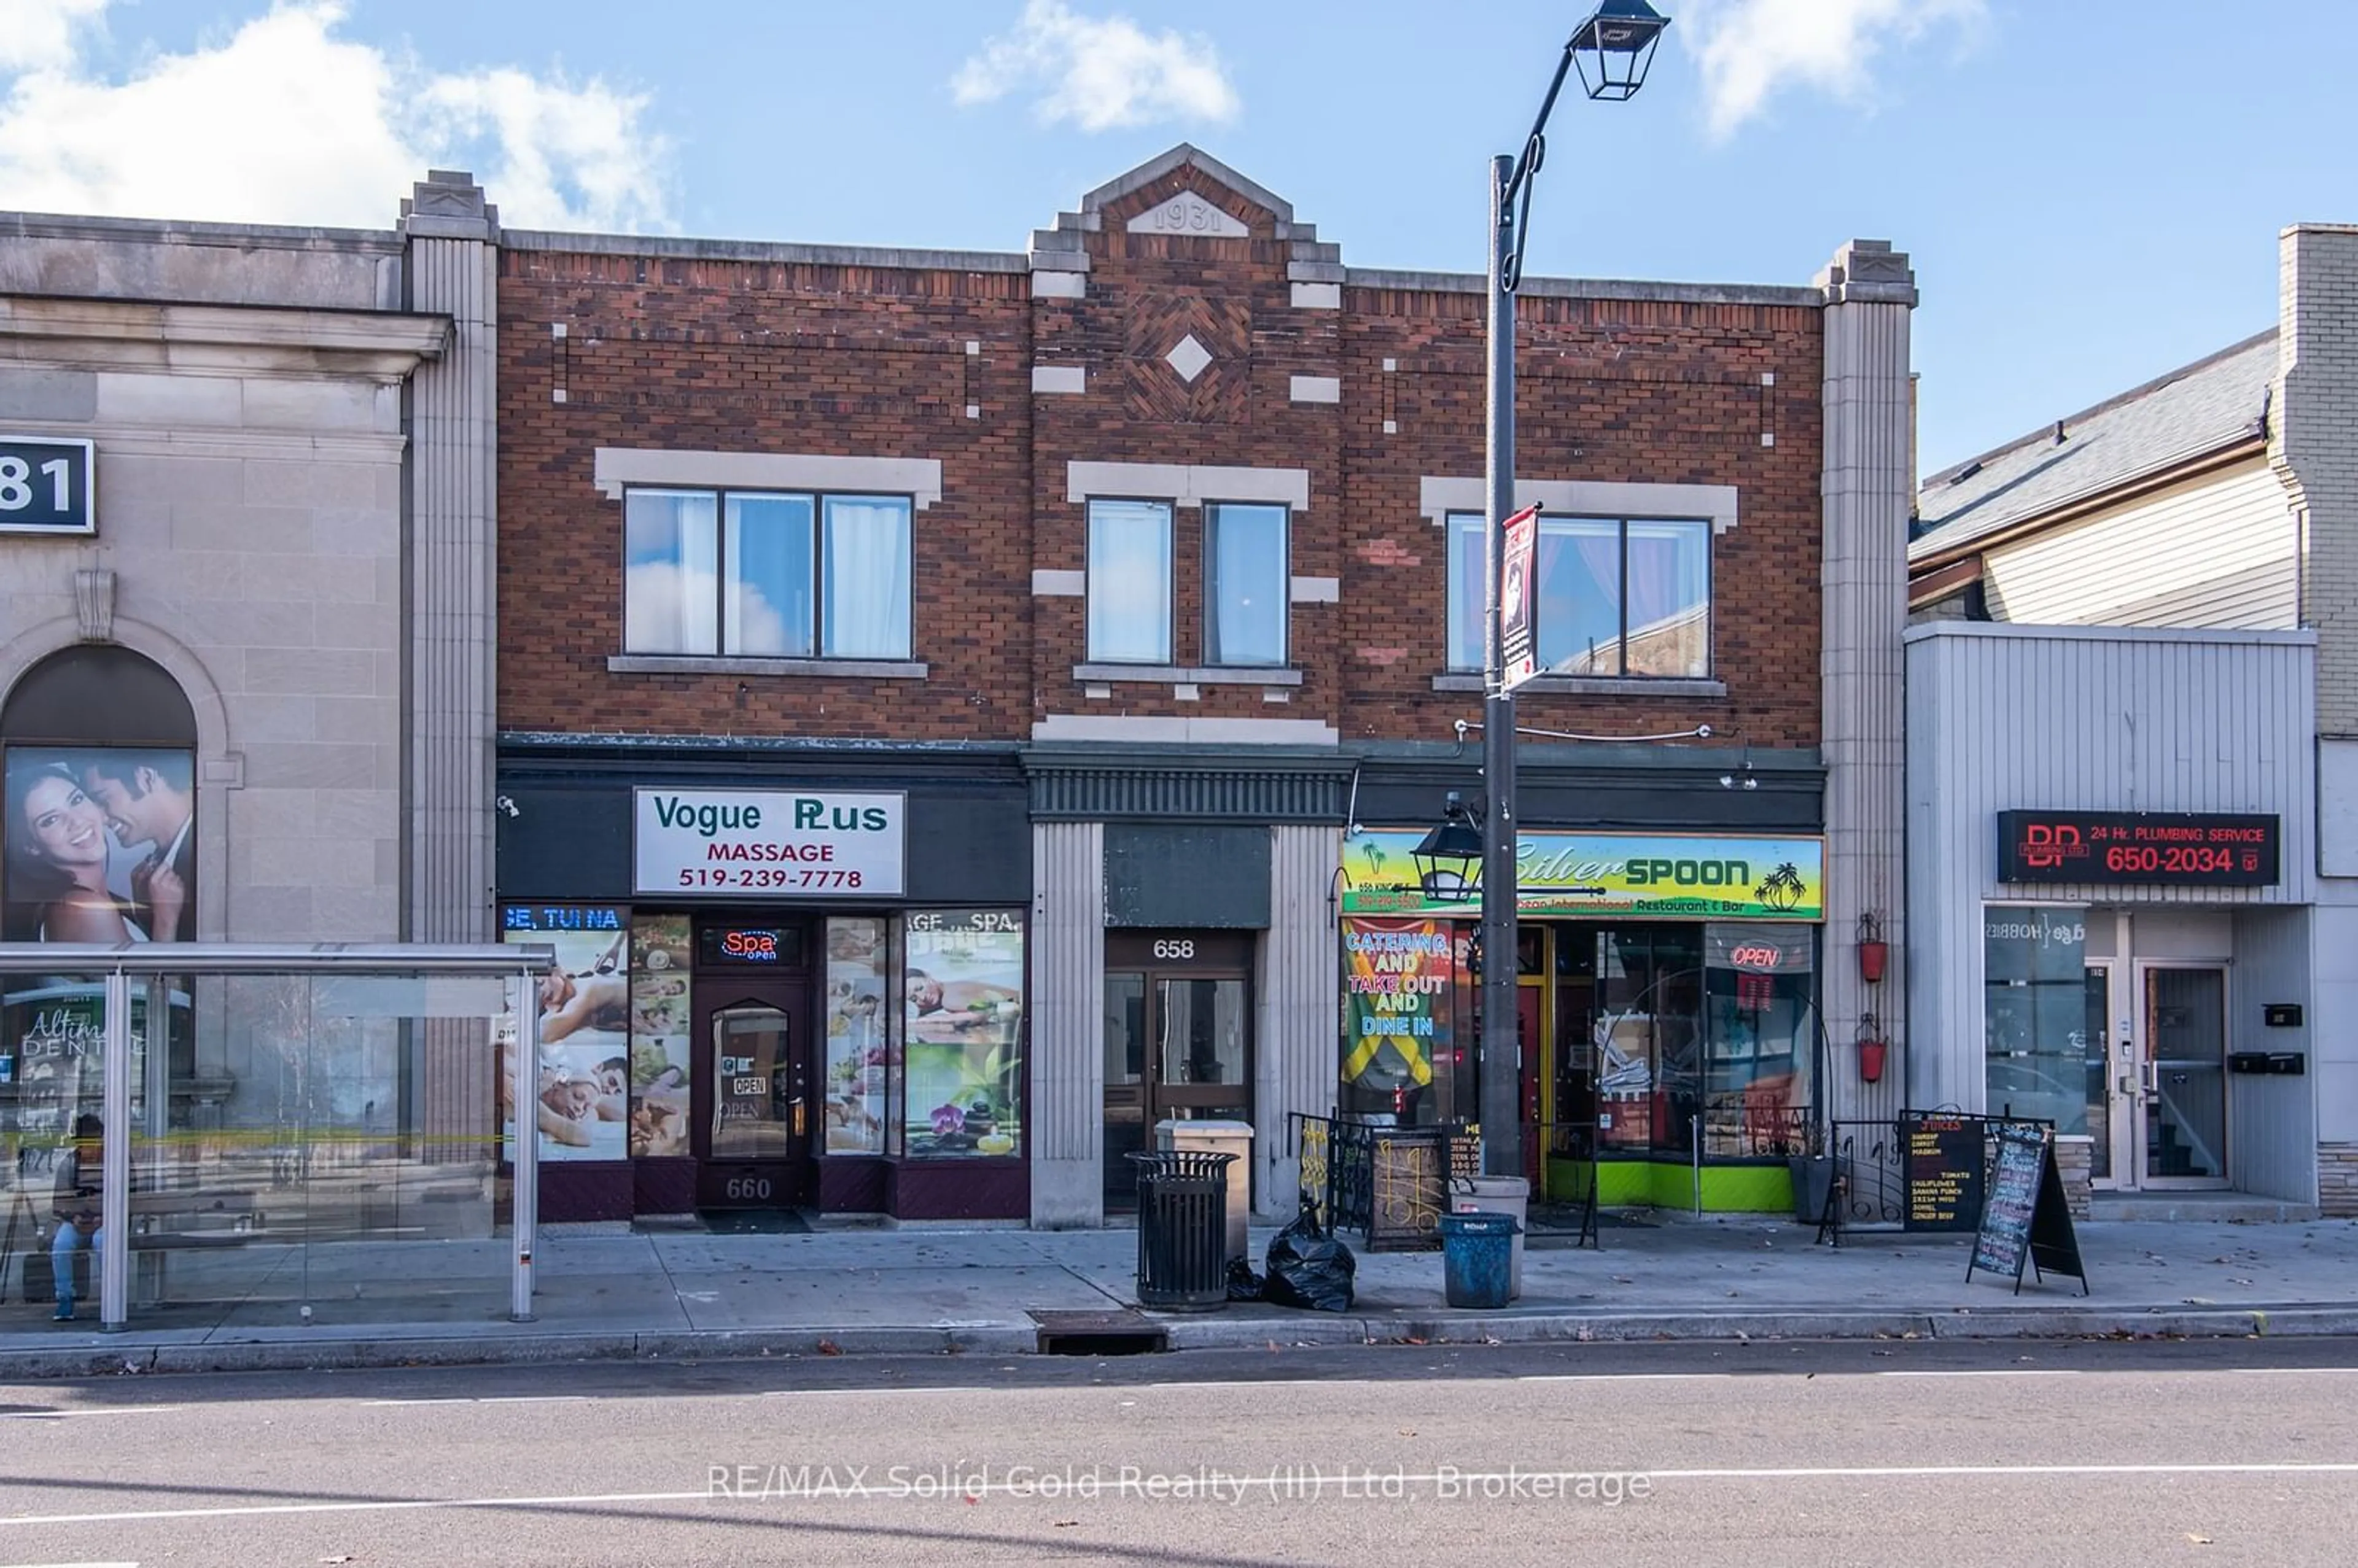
(1030, 1309, 1169, 1356)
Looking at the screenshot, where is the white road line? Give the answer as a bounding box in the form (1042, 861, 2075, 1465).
(0, 1409, 184, 1421)
(760, 1387, 1000, 1397)
(0, 1491, 709, 1527)
(1877, 1369, 2080, 1378)
(1651, 1464, 2358, 1479)
(362, 1396, 592, 1407)
(13, 1463, 2357, 1527)
(1516, 1373, 1738, 1382)
(0, 1559, 141, 1566)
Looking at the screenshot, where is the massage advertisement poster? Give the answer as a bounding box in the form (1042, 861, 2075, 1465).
(499, 904, 629, 1162)
(901, 911, 1024, 1159)
(628, 914, 692, 1158)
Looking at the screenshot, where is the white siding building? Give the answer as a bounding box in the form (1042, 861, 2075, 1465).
(1910, 225, 2358, 1217)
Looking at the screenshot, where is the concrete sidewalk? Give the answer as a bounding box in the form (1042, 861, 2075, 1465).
(5, 1213, 2356, 1379)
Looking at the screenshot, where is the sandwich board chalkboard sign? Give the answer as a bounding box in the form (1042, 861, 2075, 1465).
(1967, 1122, 2089, 1295)
(1902, 1112, 1985, 1233)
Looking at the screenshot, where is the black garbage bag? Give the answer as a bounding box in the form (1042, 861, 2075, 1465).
(1226, 1258, 1266, 1302)
(1263, 1198, 1355, 1312)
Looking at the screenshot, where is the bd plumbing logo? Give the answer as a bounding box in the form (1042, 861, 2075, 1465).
(707, 1463, 1654, 1506)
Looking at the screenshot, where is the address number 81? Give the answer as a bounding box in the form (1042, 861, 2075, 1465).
(1152, 939, 1195, 960)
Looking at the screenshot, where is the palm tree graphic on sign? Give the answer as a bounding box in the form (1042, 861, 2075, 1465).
(1365, 844, 1388, 879)
(1756, 863, 1805, 912)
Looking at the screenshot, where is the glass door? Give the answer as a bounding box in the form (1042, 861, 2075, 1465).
(2083, 961, 2120, 1187)
(2139, 966, 2229, 1188)
(693, 982, 811, 1209)
(1101, 933, 1256, 1211)
(1154, 976, 1250, 1120)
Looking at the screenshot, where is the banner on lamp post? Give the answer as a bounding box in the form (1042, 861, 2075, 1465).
(1498, 504, 1541, 691)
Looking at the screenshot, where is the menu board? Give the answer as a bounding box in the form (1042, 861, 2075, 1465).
(1967, 1122, 2089, 1295)
(1902, 1113, 1985, 1233)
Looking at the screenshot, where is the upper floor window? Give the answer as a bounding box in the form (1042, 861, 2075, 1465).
(1086, 497, 1290, 666)
(1204, 502, 1288, 666)
(1086, 499, 1173, 663)
(1446, 511, 1710, 678)
(625, 488, 911, 660)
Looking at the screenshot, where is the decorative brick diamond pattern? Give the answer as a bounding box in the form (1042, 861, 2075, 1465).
(1124, 291, 1251, 424)
(1165, 334, 1212, 383)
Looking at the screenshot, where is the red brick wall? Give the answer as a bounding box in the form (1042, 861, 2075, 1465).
(496, 249, 1034, 740)
(1341, 287, 1825, 747)
(496, 171, 1824, 753)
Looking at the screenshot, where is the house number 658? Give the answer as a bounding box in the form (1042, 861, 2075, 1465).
(1153, 939, 1194, 959)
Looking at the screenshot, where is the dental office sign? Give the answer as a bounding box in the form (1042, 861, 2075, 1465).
(633, 788, 905, 897)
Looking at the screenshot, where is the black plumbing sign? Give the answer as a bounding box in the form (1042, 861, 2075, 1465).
(0, 436, 95, 535)
(1997, 810, 2279, 887)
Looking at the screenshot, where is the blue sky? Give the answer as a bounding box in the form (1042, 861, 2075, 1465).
(7, 1, 2358, 476)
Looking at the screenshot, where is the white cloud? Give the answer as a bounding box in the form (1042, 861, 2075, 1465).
(952, 0, 1239, 133)
(0, 0, 108, 74)
(1678, 0, 1985, 139)
(0, 0, 673, 231)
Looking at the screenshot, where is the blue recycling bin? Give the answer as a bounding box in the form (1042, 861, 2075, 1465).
(1439, 1211, 1519, 1309)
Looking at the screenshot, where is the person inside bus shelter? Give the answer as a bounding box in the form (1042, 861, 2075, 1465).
(50, 1114, 102, 1321)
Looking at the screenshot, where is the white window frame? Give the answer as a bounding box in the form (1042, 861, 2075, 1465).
(1085, 497, 1176, 664)
(1202, 499, 1291, 669)
(1444, 509, 1715, 680)
(621, 485, 913, 662)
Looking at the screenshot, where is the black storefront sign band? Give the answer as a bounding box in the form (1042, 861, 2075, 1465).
(1967, 1123, 2090, 1296)
(1997, 810, 2280, 888)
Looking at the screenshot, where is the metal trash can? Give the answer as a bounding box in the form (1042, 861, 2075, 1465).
(1438, 1211, 1519, 1310)
(1130, 1150, 1238, 1312)
(1156, 1118, 1255, 1263)
(1451, 1174, 1529, 1299)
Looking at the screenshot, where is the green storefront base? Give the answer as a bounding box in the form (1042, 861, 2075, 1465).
(1546, 1155, 1795, 1213)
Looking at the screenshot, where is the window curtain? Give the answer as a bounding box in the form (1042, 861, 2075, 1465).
(822, 497, 912, 659)
(624, 489, 718, 654)
(1088, 500, 1173, 662)
(1624, 519, 1710, 677)
(1538, 518, 1623, 675)
(1446, 514, 1484, 671)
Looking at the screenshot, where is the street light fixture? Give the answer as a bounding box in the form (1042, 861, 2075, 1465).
(1412, 793, 1484, 903)
(1477, 2, 1670, 1181)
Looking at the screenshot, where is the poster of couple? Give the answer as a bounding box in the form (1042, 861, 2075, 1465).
(2, 745, 196, 945)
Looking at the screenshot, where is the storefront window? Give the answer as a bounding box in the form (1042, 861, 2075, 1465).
(499, 906, 630, 1162)
(1984, 906, 2089, 1132)
(1703, 924, 1816, 1155)
(822, 917, 889, 1154)
(1595, 927, 1703, 1155)
(628, 915, 691, 1158)
(1340, 917, 1451, 1122)
(901, 911, 1024, 1159)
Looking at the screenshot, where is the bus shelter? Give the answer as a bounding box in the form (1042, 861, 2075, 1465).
(0, 943, 552, 1332)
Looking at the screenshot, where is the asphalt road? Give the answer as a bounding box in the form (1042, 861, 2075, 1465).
(4, 1337, 2357, 1566)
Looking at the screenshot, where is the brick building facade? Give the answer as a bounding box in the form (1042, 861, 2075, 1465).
(489, 147, 1915, 1227)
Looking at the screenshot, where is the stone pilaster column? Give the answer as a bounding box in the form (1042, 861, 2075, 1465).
(1031, 821, 1107, 1227)
(402, 172, 500, 1164)
(1817, 240, 1916, 1128)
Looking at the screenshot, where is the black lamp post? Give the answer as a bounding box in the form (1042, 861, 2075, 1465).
(1478, 1, 1669, 1180)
